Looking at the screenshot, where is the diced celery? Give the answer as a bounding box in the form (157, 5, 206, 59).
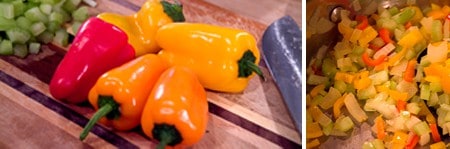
(0, 40, 13, 55)
(6, 28, 31, 44)
(394, 28, 405, 41)
(322, 58, 338, 78)
(0, 17, 15, 31)
(334, 116, 354, 132)
(377, 18, 397, 31)
(430, 82, 442, 92)
(13, 44, 28, 58)
(311, 94, 324, 107)
(319, 87, 341, 110)
(24, 7, 48, 23)
(30, 22, 46, 36)
(71, 21, 82, 35)
(438, 94, 450, 105)
(371, 139, 384, 149)
(413, 121, 431, 136)
(53, 29, 69, 46)
(334, 80, 347, 93)
(371, 37, 385, 48)
(388, 7, 400, 15)
(0, 3, 14, 19)
(431, 20, 443, 42)
(344, 93, 368, 122)
(29, 42, 40, 54)
(404, 47, 416, 60)
(11, 0, 24, 17)
(420, 84, 430, 100)
(337, 57, 353, 72)
(37, 31, 54, 44)
(357, 85, 377, 100)
(72, 6, 88, 22)
(369, 70, 389, 85)
(309, 106, 332, 127)
(62, 0, 81, 12)
(40, 0, 63, 5)
(397, 80, 418, 99)
(407, 102, 421, 115)
(39, 3, 52, 15)
(392, 7, 415, 25)
(47, 21, 61, 33)
(49, 12, 64, 25)
(346, 83, 356, 94)
(322, 122, 333, 136)
(307, 74, 329, 85)
(16, 17, 31, 30)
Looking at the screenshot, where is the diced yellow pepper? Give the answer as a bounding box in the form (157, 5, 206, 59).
(307, 122, 323, 139)
(429, 141, 446, 149)
(338, 22, 354, 40)
(376, 85, 390, 92)
(391, 131, 408, 149)
(349, 29, 363, 43)
(409, 6, 424, 23)
(389, 90, 408, 101)
(307, 139, 321, 149)
(427, 10, 446, 20)
(398, 29, 423, 48)
(335, 72, 355, 84)
(333, 94, 347, 119)
(354, 77, 372, 90)
(388, 47, 409, 66)
(425, 76, 441, 83)
(310, 84, 326, 98)
(358, 26, 378, 47)
(431, 3, 442, 11)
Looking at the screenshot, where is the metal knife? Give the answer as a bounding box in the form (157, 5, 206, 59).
(261, 16, 302, 134)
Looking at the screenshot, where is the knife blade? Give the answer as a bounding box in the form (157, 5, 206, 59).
(261, 16, 302, 134)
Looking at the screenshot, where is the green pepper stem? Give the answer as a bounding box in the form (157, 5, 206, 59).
(245, 60, 265, 81)
(156, 130, 175, 149)
(79, 104, 113, 141)
(161, 0, 185, 22)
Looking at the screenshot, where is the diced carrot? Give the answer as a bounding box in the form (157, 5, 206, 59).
(375, 115, 385, 140)
(404, 60, 417, 82)
(396, 100, 407, 112)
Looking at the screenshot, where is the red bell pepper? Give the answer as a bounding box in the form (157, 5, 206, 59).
(49, 17, 135, 103)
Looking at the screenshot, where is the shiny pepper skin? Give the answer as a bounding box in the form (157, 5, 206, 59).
(141, 66, 208, 148)
(97, 0, 185, 56)
(156, 23, 264, 93)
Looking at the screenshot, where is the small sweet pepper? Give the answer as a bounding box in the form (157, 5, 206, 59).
(141, 66, 208, 149)
(97, 0, 185, 56)
(156, 23, 264, 93)
(80, 54, 169, 140)
(49, 17, 135, 103)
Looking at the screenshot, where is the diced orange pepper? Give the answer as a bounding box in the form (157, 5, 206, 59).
(310, 84, 326, 98)
(404, 60, 417, 82)
(389, 90, 408, 101)
(362, 53, 386, 66)
(333, 94, 347, 119)
(375, 115, 385, 140)
(396, 100, 407, 112)
(307, 122, 323, 139)
(374, 62, 388, 72)
(335, 72, 355, 84)
(427, 10, 447, 20)
(392, 131, 408, 149)
(354, 77, 372, 89)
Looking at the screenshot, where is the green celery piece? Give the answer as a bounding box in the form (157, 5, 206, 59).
(72, 6, 88, 22)
(39, 3, 53, 15)
(12, 0, 24, 17)
(431, 20, 443, 42)
(6, 28, 31, 44)
(24, 7, 49, 23)
(47, 21, 61, 33)
(388, 7, 400, 16)
(371, 139, 384, 149)
(0, 3, 14, 19)
(37, 31, 54, 44)
(413, 121, 430, 136)
(13, 44, 28, 58)
(307, 74, 329, 85)
(0, 40, 13, 55)
(322, 58, 338, 78)
(41, 0, 63, 5)
(30, 22, 47, 36)
(392, 7, 415, 25)
(49, 11, 64, 25)
(420, 84, 430, 100)
(334, 116, 354, 132)
(0, 17, 15, 31)
(29, 42, 40, 54)
(16, 16, 32, 30)
(334, 80, 347, 94)
(53, 29, 69, 47)
(62, 0, 81, 12)
(72, 21, 82, 34)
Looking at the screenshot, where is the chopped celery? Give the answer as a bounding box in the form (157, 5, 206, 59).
(0, 40, 13, 55)
(388, 7, 400, 15)
(0, 3, 14, 19)
(334, 80, 347, 93)
(311, 94, 324, 107)
(63, 0, 81, 12)
(37, 31, 54, 44)
(49, 11, 64, 25)
(322, 122, 333, 136)
(12, 0, 24, 17)
(357, 85, 377, 100)
(392, 7, 415, 25)
(53, 29, 69, 46)
(322, 58, 338, 78)
(420, 84, 430, 100)
(438, 94, 450, 105)
(16, 17, 32, 30)
(0, 17, 16, 31)
(430, 82, 442, 92)
(319, 87, 341, 110)
(334, 116, 354, 132)
(362, 141, 375, 149)
(30, 22, 46, 36)
(431, 20, 443, 42)
(337, 57, 353, 72)
(72, 6, 88, 22)
(71, 21, 82, 35)
(371, 139, 384, 149)
(47, 21, 61, 33)
(413, 121, 431, 136)
(28, 42, 40, 54)
(39, 3, 52, 15)
(344, 93, 368, 122)
(404, 49, 416, 60)
(6, 28, 31, 44)
(40, 0, 62, 5)
(407, 102, 420, 115)
(13, 44, 28, 58)
(24, 7, 48, 23)
(369, 70, 389, 85)
(309, 106, 332, 127)
(307, 74, 329, 85)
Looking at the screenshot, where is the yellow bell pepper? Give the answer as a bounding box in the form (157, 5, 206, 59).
(98, 0, 185, 56)
(156, 23, 264, 93)
(430, 141, 446, 149)
(335, 71, 355, 83)
(358, 26, 378, 47)
(306, 122, 323, 139)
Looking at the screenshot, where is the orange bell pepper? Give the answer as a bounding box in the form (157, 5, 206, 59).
(79, 54, 169, 140)
(141, 66, 208, 149)
(362, 52, 386, 66)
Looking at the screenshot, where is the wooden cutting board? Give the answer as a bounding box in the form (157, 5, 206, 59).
(0, 0, 301, 148)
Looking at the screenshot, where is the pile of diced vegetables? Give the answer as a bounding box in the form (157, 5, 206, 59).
(307, 3, 450, 149)
(0, 0, 96, 58)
